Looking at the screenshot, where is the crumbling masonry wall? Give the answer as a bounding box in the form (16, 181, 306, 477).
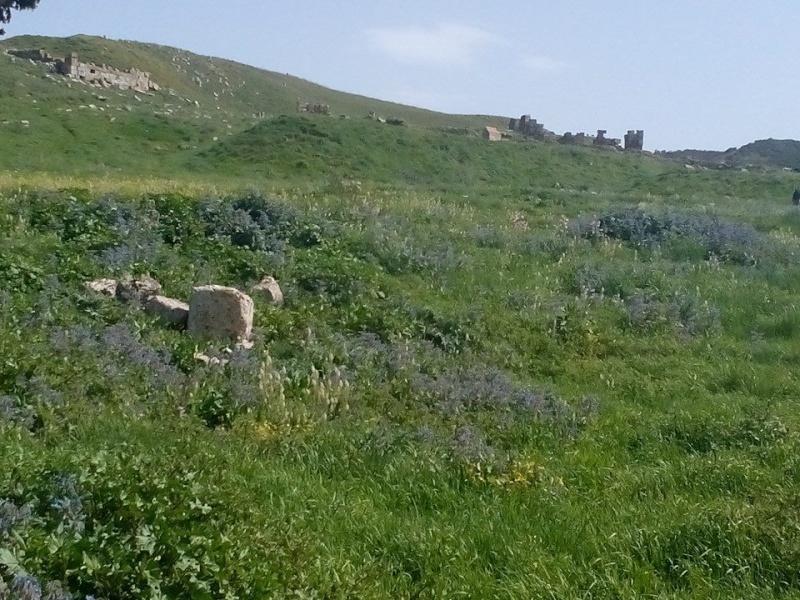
(625, 130, 644, 151)
(58, 52, 159, 93)
(7, 48, 159, 93)
(505, 109, 644, 151)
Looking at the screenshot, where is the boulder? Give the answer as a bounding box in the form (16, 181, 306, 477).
(144, 295, 190, 328)
(84, 278, 118, 296)
(252, 276, 283, 305)
(187, 285, 254, 342)
(116, 275, 161, 304)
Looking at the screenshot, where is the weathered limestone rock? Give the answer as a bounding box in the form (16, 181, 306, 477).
(144, 295, 190, 328)
(84, 278, 118, 296)
(188, 285, 254, 342)
(483, 126, 501, 142)
(252, 276, 283, 305)
(116, 275, 161, 304)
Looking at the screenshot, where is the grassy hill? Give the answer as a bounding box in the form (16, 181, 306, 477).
(662, 138, 800, 170)
(4, 34, 800, 600)
(0, 34, 513, 128)
(0, 34, 508, 177)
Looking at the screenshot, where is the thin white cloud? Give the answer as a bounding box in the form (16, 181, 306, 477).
(521, 55, 567, 72)
(366, 23, 500, 67)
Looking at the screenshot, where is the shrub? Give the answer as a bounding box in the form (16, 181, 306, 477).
(571, 208, 775, 265)
(198, 193, 329, 255)
(624, 292, 721, 336)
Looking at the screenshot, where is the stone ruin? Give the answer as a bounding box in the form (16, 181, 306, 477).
(560, 132, 593, 146)
(508, 114, 546, 140)
(593, 130, 622, 149)
(7, 48, 160, 93)
(624, 129, 644, 151)
(297, 100, 330, 115)
(85, 274, 285, 350)
(505, 110, 644, 151)
(7, 48, 53, 63)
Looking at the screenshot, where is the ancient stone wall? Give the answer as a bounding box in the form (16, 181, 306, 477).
(7, 48, 159, 93)
(59, 52, 159, 93)
(560, 132, 594, 146)
(593, 129, 621, 148)
(508, 115, 546, 140)
(506, 109, 644, 150)
(8, 48, 55, 62)
(297, 101, 330, 115)
(624, 130, 644, 151)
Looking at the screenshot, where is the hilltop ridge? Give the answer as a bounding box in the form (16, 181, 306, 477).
(0, 34, 509, 129)
(660, 139, 800, 170)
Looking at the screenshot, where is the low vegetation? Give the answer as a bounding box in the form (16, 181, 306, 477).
(3, 34, 800, 600)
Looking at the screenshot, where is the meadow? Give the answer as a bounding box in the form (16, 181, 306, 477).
(3, 35, 800, 600)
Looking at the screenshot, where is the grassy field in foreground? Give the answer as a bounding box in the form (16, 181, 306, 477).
(2, 149, 800, 599)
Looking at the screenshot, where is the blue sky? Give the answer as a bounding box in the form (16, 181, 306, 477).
(7, 1, 800, 150)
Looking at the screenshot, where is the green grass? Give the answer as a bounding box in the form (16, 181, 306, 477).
(3, 178, 800, 598)
(3, 34, 800, 600)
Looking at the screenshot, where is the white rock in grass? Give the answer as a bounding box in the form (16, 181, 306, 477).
(252, 276, 283, 305)
(188, 285, 253, 342)
(84, 278, 118, 296)
(144, 295, 190, 328)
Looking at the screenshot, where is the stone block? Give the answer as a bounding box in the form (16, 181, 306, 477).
(144, 295, 190, 328)
(116, 275, 161, 304)
(188, 285, 254, 342)
(252, 276, 283, 305)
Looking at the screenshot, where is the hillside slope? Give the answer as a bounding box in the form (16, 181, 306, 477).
(0, 34, 509, 177)
(661, 138, 800, 170)
(201, 114, 672, 191)
(0, 35, 507, 130)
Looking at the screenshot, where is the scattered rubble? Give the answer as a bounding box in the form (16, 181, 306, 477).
(85, 275, 269, 346)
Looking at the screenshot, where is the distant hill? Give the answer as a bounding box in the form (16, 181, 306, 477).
(0, 34, 508, 129)
(0, 34, 508, 175)
(0, 33, 680, 192)
(661, 139, 800, 170)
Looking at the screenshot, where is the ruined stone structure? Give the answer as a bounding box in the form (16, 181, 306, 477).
(59, 52, 159, 93)
(297, 100, 330, 115)
(525, 119, 545, 139)
(508, 114, 546, 139)
(624, 130, 644, 151)
(593, 130, 621, 149)
(560, 132, 593, 146)
(505, 108, 645, 150)
(7, 48, 160, 93)
(8, 48, 55, 62)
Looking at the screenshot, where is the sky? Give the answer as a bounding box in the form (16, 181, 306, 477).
(6, 1, 800, 150)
